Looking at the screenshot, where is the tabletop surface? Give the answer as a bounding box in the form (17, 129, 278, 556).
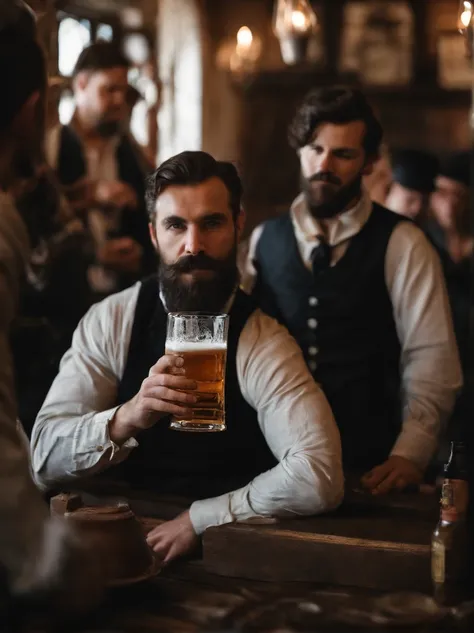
(9, 479, 470, 632)
(7, 561, 472, 633)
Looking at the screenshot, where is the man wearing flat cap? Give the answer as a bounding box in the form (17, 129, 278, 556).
(431, 151, 470, 238)
(385, 148, 439, 221)
(428, 151, 472, 397)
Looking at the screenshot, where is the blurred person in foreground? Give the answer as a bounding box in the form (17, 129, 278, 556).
(243, 86, 462, 494)
(11, 73, 92, 436)
(0, 3, 103, 620)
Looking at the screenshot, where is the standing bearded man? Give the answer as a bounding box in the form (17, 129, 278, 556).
(243, 86, 462, 495)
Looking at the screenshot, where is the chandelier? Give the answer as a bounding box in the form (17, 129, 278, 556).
(273, 0, 318, 65)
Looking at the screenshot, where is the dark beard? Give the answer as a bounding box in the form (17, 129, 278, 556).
(301, 171, 363, 219)
(159, 247, 239, 313)
(96, 120, 121, 138)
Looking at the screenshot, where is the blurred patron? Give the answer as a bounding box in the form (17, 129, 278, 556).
(385, 148, 438, 221)
(46, 41, 155, 300)
(0, 7, 102, 618)
(427, 151, 473, 439)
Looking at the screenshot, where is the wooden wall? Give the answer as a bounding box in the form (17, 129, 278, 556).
(201, 0, 472, 234)
(36, 0, 471, 235)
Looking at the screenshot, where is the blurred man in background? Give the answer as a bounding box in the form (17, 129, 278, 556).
(46, 41, 154, 301)
(385, 148, 438, 222)
(427, 151, 473, 441)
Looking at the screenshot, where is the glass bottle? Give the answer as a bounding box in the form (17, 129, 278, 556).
(431, 441, 469, 605)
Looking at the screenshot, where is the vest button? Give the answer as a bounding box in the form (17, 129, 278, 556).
(308, 360, 317, 372)
(308, 346, 319, 356)
(308, 318, 318, 329)
(308, 296, 319, 307)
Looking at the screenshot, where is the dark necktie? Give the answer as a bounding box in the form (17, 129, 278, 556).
(311, 236, 331, 277)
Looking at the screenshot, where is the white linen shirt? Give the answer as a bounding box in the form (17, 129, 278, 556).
(31, 283, 344, 535)
(242, 191, 463, 471)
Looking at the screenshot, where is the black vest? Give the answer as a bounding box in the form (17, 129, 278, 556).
(111, 277, 276, 499)
(56, 125, 146, 201)
(255, 204, 405, 470)
(55, 125, 155, 283)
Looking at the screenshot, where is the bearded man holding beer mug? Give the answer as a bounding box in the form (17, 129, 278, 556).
(31, 151, 343, 564)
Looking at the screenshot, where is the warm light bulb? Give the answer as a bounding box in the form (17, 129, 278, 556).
(460, 9, 472, 27)
(291, 10, 307, 31)
(237, 26, 253, 48)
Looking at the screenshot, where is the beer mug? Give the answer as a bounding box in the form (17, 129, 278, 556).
(165, 313, 229, 432)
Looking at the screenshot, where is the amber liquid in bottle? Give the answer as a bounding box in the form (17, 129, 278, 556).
(431, 441, 469, 606)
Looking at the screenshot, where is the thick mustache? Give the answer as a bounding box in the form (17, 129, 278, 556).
(309, 173, 341, 185)
(172, 255, 219, 273)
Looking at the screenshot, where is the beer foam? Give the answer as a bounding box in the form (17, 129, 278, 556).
(166, 341, 227, 352)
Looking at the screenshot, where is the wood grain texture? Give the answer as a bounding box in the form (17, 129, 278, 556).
(54, 480, 439, 593)
(203, 521, 432, 592)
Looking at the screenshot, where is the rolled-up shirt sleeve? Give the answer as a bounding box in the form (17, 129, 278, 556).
(189, 310, 344, 534)
(385, 222, 463, 470)
(31, 285, 141, 489)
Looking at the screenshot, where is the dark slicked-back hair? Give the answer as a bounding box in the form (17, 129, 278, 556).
(72, 40, 130, 78)
(0, 30, 46, 134)
(289, 86, 383, 159)
(146, 151, 243, 222)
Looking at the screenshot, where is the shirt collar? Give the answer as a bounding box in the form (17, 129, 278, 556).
(290, 189, 373, 248)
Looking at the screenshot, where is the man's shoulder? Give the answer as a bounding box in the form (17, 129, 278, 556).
(242, 306, 292, 347)
(119, 133, 153, 172)
(382, 214, 440, 277)
(260, 209, 293, 231)
(371, 202, 412, 226)
(85, 282, 142, 325)
(256, 211, 294, 252)
(47, 123, 83, 163)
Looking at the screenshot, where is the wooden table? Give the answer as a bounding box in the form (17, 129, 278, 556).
(12, 479, 472, 632)
(10, 561, 473, 632)
(75, 474, 440, 593)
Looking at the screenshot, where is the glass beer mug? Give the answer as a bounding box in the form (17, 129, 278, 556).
(165, 313, 229, 432)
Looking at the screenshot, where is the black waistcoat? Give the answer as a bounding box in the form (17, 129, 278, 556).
(111, 277, 276, 499)
(55, 125, 155, 282)
(254, 203, 406, 470)
(56, 125, 146, 202)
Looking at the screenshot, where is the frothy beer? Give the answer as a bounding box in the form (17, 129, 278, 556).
(166, 341, 227, 431)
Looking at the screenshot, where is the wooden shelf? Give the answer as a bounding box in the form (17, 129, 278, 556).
(234, 67, 471, 106)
